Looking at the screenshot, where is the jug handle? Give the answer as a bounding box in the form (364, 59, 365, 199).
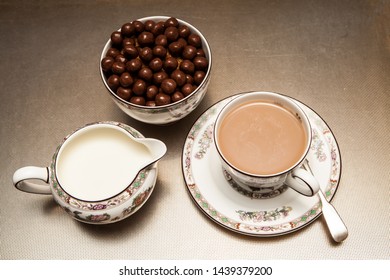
(13, 166, 51, 194)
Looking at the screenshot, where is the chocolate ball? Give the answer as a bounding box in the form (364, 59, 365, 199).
(115, 54, 127, 64)
(179, 25, 191, 38)
(119, 72, 134, 87)
(172, 91, 184, 102)
(126, 58, 142, 73)
(153, 45, 167, 58)
(182, 45, 197, 60)
(139, 47, 153, 62)
(144, 20, 155, 32)
(130, 96, 146, 105)
(164, 26, 179, 42)
(165, 17, 179, 27)
(163, 57, 178, 73)
(149, 57, 163, 72)
(116, 87, 132, 101)
(146, 85, 159, 100)
(151, 21, 165, 36)
(107, 74, 120, 91)
(121, 22, 135, 37)
(194, 71, 206, 85)
(188, 33, 202, 48)
(153, 71, 168, 85)
(101, 56, 114, 72)
(161, 78, 177, 95)
(132, 79, 146, 96)
(112, 61, 126, 74)
(138, 67, 153, 82)
(122, 37, 136, 46)
(155, 34, 168, 47)
(155, 93, 171, 106)
(182, 83, 195, 96)
(168, 41, 183, 57)
(193, 56, 208, 71)
(123, 44, 138, 59)
(171, 69, 186, 86)
(132, 20, 144, 34)
(196, 48, 206, 57)
(177, 37, 187, 47)
(106, 47, 120, 58)
(179, 60, 195, 74)
(111, 31, 122, 45)
(146, 101, 157, 107)
(185, 74, 194, 85)
(137, 31, 154, 47)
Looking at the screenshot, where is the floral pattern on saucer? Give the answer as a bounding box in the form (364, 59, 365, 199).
(182, 95, 341, 237)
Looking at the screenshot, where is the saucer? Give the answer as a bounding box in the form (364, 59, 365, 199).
(182, 95, 341, 236)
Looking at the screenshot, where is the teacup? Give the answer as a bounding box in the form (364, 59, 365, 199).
(214, 91, 320, 198)
(12, 121, 167, 224)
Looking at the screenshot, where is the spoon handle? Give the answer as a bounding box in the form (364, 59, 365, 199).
(318, 190, 348, 242)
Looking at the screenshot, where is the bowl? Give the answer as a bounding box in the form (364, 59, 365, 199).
(100, 16, 212, 125)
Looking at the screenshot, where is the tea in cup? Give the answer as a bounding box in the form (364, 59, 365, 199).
(214, 91, 320, 197)
(12, 121, 167, 224)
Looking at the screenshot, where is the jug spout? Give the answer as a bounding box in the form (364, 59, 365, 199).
(139, 138, 167, 162)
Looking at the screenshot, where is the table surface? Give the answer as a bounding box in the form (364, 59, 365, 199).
(1, 0, 389, 260)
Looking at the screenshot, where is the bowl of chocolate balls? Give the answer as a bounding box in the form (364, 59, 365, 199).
(100, 16, 212, 125)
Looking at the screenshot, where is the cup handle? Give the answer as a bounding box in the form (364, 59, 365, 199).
(13, 166, 51, 194)
(285, 168, 320, 196)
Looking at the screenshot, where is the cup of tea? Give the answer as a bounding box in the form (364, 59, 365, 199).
(12, 121, 167, 224)
(214, 91, 320, 197)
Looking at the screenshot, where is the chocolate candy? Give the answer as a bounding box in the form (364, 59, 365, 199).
(132, 79, 146, 96)
(153, 71, 168, 85)
(153, 45, 167, 58)
(193, 56, 208, 71)
(121, 22, 135, 37)
(194, 71, 206, 85)
(126, 58, 142, 73)
(155, 93, 171, 106)
(182, 45, 197, 60)
(120, 72, 134, 87)
(111, 31, 122, 46)
(164, 26, 179, 42)
(138, 67, 153, 82)
(180, 60, 195, 74)
(137, 31, 154, 47)
(165, 17, 179, 27)
(112, 61, 126, 74)
(107, 75, 120, 91)
(130, 96, 146, 105)
(168, 41, 183, 57)
(171, 69, 186, 86)
(102, 17, 209, 107)
(163, 57, 178, 73)
(116, 87, 132, 100)
(161, 78, 177, 95)
(172, 91, 184, 102)
(188, 33, 202, 48)
(149, 57, 163, 72)
(101, 56, 114, 72)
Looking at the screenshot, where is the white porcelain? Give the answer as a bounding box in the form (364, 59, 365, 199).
(100, 16, 212, 125)
(182, 94, 342, 236)
(13, 121, 167, 224)
(214, 91, 320, 197)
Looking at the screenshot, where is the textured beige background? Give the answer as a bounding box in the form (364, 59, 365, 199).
(0, 0, 389, 259)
